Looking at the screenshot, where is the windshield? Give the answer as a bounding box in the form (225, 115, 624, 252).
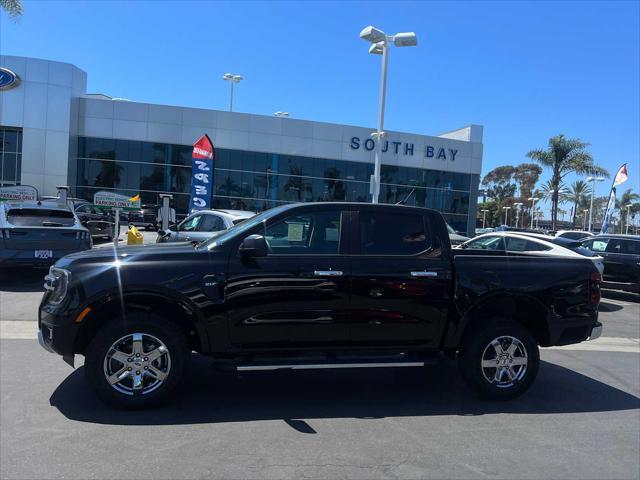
(199, 204, 292, 249)
(6, 208, 75, 227)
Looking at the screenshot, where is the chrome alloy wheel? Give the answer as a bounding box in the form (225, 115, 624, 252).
(480, 336, 528, 388)
(103, 333, 171, 396)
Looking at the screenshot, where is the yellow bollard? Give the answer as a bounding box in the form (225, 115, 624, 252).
(127, 225, 144, 245)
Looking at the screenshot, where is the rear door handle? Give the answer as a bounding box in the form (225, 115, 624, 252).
(410, 271, 438, 278)
(314, 270, 343, 277)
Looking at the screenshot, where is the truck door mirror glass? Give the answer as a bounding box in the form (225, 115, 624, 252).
(239, 234, 268, 257)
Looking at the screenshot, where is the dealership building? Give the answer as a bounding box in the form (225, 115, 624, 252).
(0, 55, 483, 233)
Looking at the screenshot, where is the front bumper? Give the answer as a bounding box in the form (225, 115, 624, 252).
(38, 301, 81, 359)
(588, 322, 603, 341)
(37, 329, 55, 353)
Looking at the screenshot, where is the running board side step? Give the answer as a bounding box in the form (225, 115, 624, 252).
(236, 361, 427, 372)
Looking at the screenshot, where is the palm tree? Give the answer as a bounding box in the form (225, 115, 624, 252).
(564, 180, 592, 227)
(615, 188, 640, 232)
(527, 135, 608, 230)
(1, 0, 22, 17)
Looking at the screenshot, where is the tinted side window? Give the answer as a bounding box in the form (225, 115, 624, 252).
(264, 210, 342, 255)
(359, 211, 429, 255)
(198, 215, 225, 232)
(620, 240, 640, 255)
(505, 237, 550, 252)
(605, 239, 624, 254)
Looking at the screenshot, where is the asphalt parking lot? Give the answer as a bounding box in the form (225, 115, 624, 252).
(0, 264, 638, 479)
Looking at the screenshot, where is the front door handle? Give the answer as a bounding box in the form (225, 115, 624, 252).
(314, 270, 343, 277)
(410, 271, 438, 278)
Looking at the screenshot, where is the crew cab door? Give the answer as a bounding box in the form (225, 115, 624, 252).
(225, 205, 351, 347)
(348, 207, 451, 348)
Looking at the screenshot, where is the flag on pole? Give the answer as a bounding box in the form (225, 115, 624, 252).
(188, 135, 215, 214)
(600, 163, 628, 234)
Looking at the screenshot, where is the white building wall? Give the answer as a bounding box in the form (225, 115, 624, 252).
(0, 55, 87, 196)
(78, 97, 483, 178)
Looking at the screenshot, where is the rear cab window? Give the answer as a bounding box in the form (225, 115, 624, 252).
(6, 208, 75, 227)
(358, 211, 430, 255)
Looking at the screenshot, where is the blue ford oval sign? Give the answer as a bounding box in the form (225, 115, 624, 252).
(0, 68, 20, 90)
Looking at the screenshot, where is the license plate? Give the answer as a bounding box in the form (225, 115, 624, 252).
(34, 250, 53, 259)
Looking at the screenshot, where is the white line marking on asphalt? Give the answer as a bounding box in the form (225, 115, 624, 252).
(1, 321, 38, 339)
(544, 337, 640, 354)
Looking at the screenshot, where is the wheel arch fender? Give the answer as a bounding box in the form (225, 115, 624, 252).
(447, 291, 552, 349)
(72, 287, 209, 355)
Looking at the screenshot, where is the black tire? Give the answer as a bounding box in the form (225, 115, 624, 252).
(84, 312, 190, 408)
(458, 319, 539, 400)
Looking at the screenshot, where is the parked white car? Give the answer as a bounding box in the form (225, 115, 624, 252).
(555, 230, 595, 240)
(457, 231, 605, 274)
(156, 209, 254, 244)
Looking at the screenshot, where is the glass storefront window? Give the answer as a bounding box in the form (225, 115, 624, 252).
(74, 136, 473, 223)
(1, 127, 23, 186)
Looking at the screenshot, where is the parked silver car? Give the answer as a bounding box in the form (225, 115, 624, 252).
(0, 201, 92, 267)
(156, 209, 254, 244)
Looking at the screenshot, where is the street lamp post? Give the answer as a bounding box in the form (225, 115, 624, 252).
(626, 203, 633, 234)
(502, 206, 511, 226)
(528, 197, 539, 229)
(274, 111, 290, 117)
(513, 202, 523, 228)
(359, 26, 418, 204)
(222, 73, 243, 112)
(481, 209, 489, 229)
(586, 176, 605, 232)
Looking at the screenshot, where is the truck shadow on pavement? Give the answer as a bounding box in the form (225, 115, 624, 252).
(49, 356, 640, 427)
(0, 268, 47, 292)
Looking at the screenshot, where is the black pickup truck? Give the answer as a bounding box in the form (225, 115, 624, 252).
(38, 203, 602, 408)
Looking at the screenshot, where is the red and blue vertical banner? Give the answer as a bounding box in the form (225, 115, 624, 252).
(188, 134, 215, 214)
(600, 163, 628, 234)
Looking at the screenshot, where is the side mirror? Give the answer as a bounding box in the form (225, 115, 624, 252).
(239, 234, 268, 258)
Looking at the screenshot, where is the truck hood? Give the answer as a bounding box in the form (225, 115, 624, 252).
(54, 242, 201, 269)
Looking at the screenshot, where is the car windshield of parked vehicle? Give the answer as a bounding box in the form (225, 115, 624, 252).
(6, 208, 75, 227)
(359, 211, 429, 255)
(557, 231, 591, 240)
(200, 204, 292, 249)
(464, 235, 505, 250)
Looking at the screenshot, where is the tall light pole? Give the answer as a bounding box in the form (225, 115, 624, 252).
(274, 111, 290, 117)
(502, 206, 511, 226)
(481, 209, 489, 229)
(359, 26, 418, 204)
(222, 73, 243, 112)
(528, 197, 539, 229)
(513, 202, 523, 228)
(586, 176, 605, 232)
(626, 203, 633, 234)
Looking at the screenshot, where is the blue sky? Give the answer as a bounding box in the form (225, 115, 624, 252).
(1, 0, 638, 205)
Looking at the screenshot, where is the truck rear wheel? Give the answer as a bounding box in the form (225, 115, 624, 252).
(458, 320, 539, 400)
(84, 313, 189, 408)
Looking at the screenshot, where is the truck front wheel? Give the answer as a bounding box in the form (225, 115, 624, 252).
(458, 320, 539, 400)
(84, 313, 190, 408)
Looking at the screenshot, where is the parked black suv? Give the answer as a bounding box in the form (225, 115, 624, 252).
(581, 235, 640, 294)
(38, 203, 602, 408)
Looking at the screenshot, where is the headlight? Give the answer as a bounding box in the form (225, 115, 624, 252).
(44, 267, 70, 305)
